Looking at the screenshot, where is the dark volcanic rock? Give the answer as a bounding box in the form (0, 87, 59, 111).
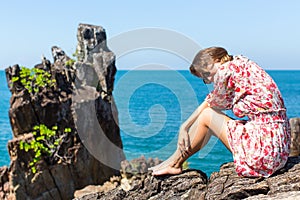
(120, 155, 162, 178)
(76, 169, 208, 200)
(1, 24, 124, 200)
(206, 157, 300, 200)
(290, 118, 300, 156)
(75, 157, 300, 200)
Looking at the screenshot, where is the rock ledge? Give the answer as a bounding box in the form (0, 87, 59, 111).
(74, 156, 300, 200)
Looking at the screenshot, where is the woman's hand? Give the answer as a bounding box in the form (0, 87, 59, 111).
(177, 101, 209, 158)
(178, 127, 191, 158)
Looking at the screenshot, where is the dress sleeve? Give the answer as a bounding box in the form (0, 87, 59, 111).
(205, 66, 235, 110)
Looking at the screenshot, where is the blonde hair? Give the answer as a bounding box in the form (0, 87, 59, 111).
(220, 54, 233, 64)
(190, 47, 233, 75)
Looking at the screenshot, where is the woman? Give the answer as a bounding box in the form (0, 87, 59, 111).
(149, 47, 290, 177)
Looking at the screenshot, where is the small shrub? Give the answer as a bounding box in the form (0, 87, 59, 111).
(65, 59, 76, 67)
(19, 124, 72, 173)
(12, 66, 56, 94)
(182, 161, 189, 170)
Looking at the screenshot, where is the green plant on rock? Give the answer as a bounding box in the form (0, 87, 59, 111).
(182, 160, 189, 170)
(19, 124, 72, 174)
(72, 49, 79, 58)
(65, 59, 76, 67)
(12, 66, 56, 94)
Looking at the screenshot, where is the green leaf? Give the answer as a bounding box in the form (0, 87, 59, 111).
(19, 141, 24, 150)
(182, 161, 189, 170)
(20, 79, 27, 84)
(35, 150, 41, 158)
(64, 128, 71, 133)
(30, 141, 35, 149)
(31, 166, 37, 174)
(36, 136, 45, 141)
(24, 143, 30, 152)
(12, 77, 19, 82)
(54, 140, 60, 146)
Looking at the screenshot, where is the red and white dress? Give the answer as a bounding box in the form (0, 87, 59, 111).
(205, 55, 290, 177)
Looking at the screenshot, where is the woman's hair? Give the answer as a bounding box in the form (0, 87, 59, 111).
(190, 47, 233, 75)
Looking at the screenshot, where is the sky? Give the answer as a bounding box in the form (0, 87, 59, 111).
(0, 1, 300, 70)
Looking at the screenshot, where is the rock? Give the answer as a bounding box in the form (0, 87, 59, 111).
(0, 166, 10, 199)
(74, 156, 163, 198)
(0, 23, 124, 199)
(245, 191, 300, 200)
(201, 157, 300, 200)
(290, 118, 300, 156)
(74, 156, 207, 200)
(74, 157, 300, 200)
(72, 24, 124, 171)
(120, 155, 162, 178)
(74, 176, 121, 198)
(206, 162, 269, 199)
(75, 170, 207, 200)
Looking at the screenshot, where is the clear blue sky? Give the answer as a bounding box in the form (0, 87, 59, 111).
(1, 1, 299, 70)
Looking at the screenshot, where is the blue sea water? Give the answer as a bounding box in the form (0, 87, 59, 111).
(0, 70, 299, 176)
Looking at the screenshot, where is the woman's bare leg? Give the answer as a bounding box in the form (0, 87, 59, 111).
(148, 116, 212, 173)
(150, 107, 232, 175)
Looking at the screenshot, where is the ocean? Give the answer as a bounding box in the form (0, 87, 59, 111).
(1, 70, 300, 176)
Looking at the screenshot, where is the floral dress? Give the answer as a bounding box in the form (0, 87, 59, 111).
(205, 55, 290, 177)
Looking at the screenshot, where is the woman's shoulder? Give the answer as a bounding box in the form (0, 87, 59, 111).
(220, 55, 248, 70)
(233, 55, 250, 62)
(231, 55, 259, 68)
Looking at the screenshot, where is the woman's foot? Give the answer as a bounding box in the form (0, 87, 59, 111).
(151, 165, 182, 176)
(148, 152, 180, 172)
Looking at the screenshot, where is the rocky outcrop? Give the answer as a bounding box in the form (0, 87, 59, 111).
(1, 23, 124, 200)
(74, 156, 300, 200)
(72, 24, 124, 170)
(74, 118, 300, 200)
(290, 118, 300, 156)
(206, 157, 300, 200)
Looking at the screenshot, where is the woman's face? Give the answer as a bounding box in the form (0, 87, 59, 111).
(190, 62, 220, 84)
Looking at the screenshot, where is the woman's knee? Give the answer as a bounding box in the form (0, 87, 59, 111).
(198, 107, 214, 126)
(198, 107, 228, 127)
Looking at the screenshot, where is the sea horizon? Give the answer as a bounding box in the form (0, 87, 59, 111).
(1, 68, 300, 71)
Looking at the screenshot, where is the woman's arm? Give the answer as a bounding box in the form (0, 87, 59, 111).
(177, 101, 209, 156)
(181, 101, 209, 132)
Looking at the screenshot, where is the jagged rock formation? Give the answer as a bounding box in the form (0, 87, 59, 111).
(72, 24, 124, 171)
(74, 156, 300, 200)
(0, 23, 124, 200)
(74, 118, 300, 200)
(290, 118, 300, 156)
